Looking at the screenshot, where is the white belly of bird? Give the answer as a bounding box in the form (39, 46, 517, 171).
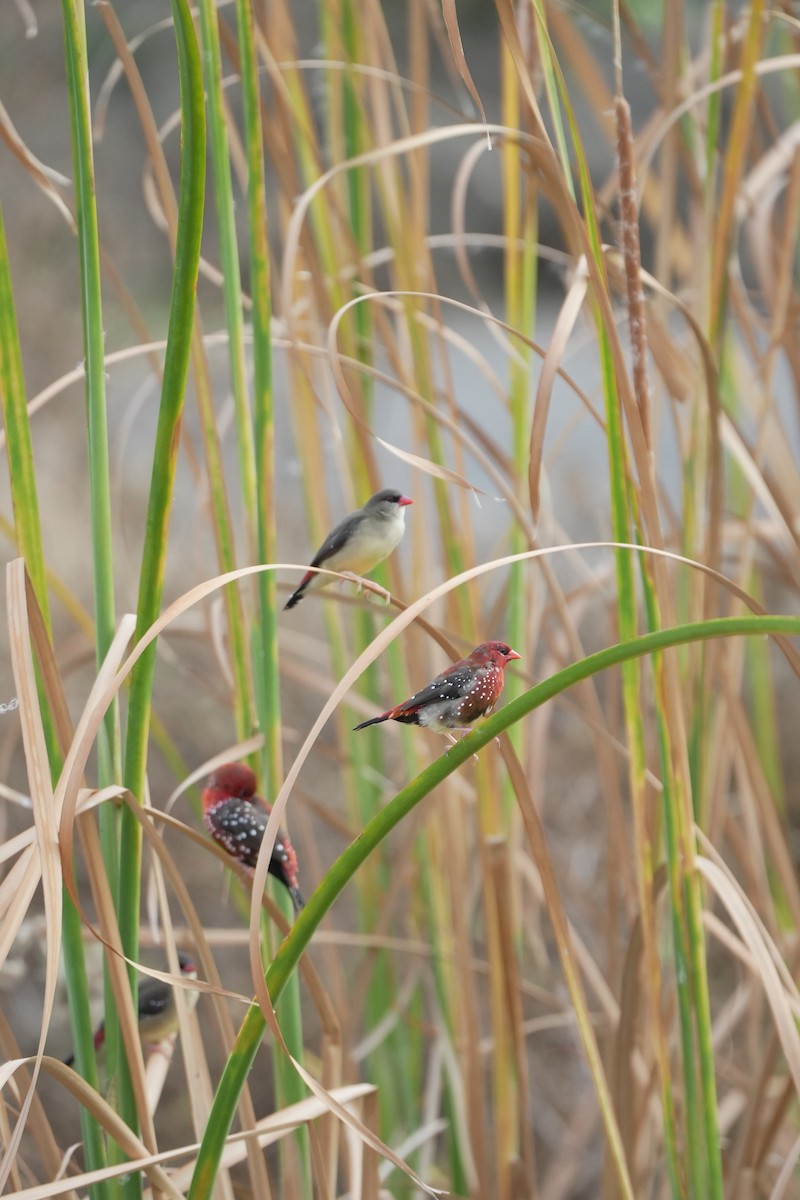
(417, 698, 495, 730)
(328, 515, 404, 577)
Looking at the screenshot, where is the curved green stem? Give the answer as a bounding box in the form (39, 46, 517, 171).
(188, 612, 800, 1200)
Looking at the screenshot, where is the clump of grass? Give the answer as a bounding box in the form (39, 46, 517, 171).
(2, 2, 800, 1199)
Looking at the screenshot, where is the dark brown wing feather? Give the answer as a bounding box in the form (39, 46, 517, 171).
(205, 797, 303, 908)
(205, 796, 267, 868)
(390, 663, 475, 719)
(307, 510, 365, 568)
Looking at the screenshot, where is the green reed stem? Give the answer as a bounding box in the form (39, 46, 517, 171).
(233, 2, 310, 1190)
(188, 615, 800, 1200)
(117, 0, 205, 1167)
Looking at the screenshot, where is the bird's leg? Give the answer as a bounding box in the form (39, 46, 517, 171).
(339, 572, 392, 606)
(145, 1034, 178, 1064)
(443, 731, 479, 763)
(461, 729, 481, 762)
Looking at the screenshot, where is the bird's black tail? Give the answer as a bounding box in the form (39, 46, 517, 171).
(290, 884, 305, 913)
(284, 570, 315, 610)
(352, 713, 390, 732)
(65, 1024, 104, 1067)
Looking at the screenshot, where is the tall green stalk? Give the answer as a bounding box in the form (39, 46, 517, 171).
(61, 0, 118, 779)
(117, 0, 205, 1172)
(0, 202, 107, 1198)
(232, 1, 311, 1191)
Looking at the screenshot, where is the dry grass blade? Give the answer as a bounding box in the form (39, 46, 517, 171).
(245, 938, 447, 1198)
(498, 738, 633, 1196)
(695, 854, 800, 1092)
(441, 0, 489, 138)
(528, 259, 589, 520)
(161, 1085, 379, 1193)
(144, 853, 239, 1200)
(769, 1131, 800, 1200)
(636, 54, 800, 190)
(1, 561, 63, 1193)
(0, 100, 73, 229)
(486, 836, 535, 1188)
(1, 1059, 199, 1200)
(0, 1015, 74, 1200)
(72, 804, 160, 1152)
(0, 848, 40, 963)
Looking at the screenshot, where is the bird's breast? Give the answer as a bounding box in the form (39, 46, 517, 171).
(329, 513, 405, 574)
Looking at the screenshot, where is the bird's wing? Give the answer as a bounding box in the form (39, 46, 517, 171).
(308, 509, 364, 568)
(394, 664, 474, 714)
(209, 798, 268, 869)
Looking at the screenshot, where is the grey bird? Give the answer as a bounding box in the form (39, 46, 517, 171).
(64, 953, 199, 1065)
(284, 489, 413, 610)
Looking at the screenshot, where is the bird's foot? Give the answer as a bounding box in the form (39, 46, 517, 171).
(341, 572, 391, 606)
(444, 731, 479, 762)
(145, 1035, 177, 1063)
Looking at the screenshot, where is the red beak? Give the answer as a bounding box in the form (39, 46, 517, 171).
(507, 649, 521, 661)
(398, 496, 414, 506)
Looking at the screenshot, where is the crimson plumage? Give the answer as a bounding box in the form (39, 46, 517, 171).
(353, 641, 521, 736)
(65, 953, 198, 1065)
(201, 763, 304, 912)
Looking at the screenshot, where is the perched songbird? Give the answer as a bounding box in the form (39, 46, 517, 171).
(201, 763, 304, 912)
(284, 488, 413, 610)
(65, 953, 198, 1065)
(353, 641, 521, 742)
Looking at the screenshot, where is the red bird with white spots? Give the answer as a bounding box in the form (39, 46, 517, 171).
(353, 641, 521, 742)
(201, 763, 304, 912)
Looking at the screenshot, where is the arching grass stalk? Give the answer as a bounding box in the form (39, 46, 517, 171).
(188, 613, 800, 1200)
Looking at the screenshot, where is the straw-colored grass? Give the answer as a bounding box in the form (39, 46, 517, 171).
(2, 1, 800, 1198)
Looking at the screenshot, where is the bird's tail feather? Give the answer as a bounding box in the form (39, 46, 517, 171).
(284, 570, 315, 610)
(65, 1023, 104, 1067)
(353, 713, 390, 731)
(290, 885, 305, 913)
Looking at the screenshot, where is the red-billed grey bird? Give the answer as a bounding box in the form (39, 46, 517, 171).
(64, 953, 198, 1065)
(353, 641, 521, 741)
(201, 763, 304, 912)
(284, 488, 413, 610)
